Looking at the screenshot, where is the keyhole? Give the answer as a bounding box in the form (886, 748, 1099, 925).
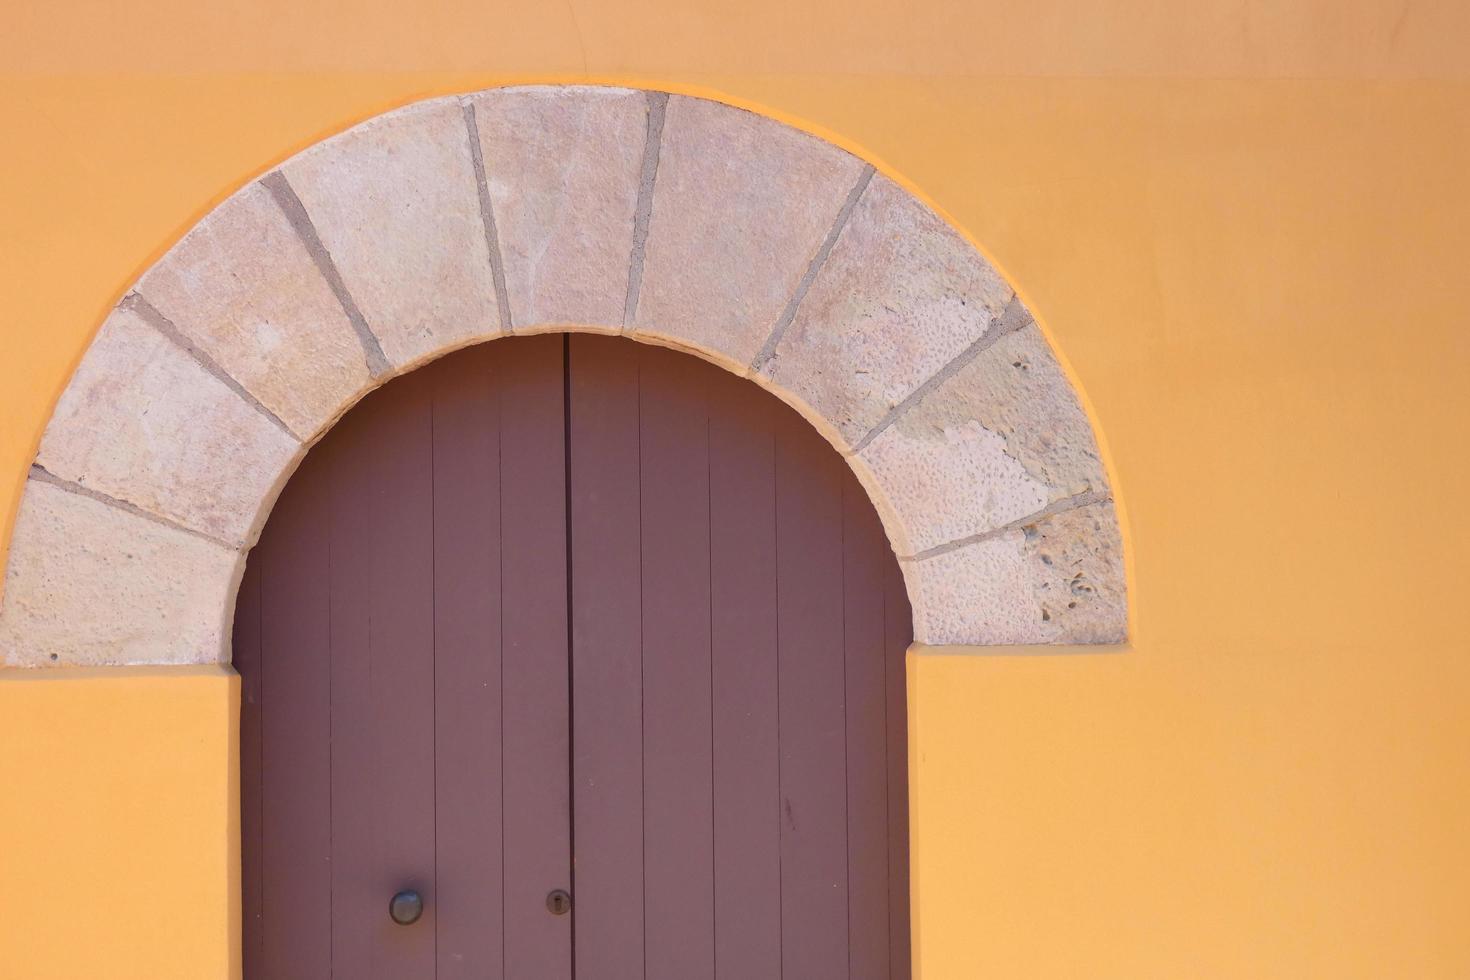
(546, 889, 572, 915)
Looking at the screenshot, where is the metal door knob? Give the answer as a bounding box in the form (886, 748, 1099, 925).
(389, 889, 424, 925)
(546, 889, 572, 916)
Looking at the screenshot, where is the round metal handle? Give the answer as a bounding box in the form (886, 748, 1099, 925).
(546, 889, 572, 916)
(389, 889, 424, 926)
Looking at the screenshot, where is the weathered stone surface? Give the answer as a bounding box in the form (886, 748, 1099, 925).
(1020, 500, 1127, 643)
(914, 324, 1106, 494)
(282, 97, 502, 368)
(0, 480, 239, 666)
(631, 95, 865, 372)
(34, 305, 301, 548)
(856, 322, 1108, 554)
(471, 86, 644, 331)
(905, 500, 1126, 645)
(853, 415, 1052, 557)
(136, 181, 373, 440)
(759, 174, 1013, 448)
(904, 532, 1041, 645)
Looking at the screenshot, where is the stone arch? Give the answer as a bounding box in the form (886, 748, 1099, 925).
(0, 86, 1125, 667)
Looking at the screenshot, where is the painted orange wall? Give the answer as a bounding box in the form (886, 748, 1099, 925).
(0, 668, 238, 980)
(3, 1, 1469, 976)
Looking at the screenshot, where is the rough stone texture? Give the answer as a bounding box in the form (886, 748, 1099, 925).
(282, 97, 502, 368)
(904, 531, 1042, 645)
(759, 173, 1014, 449)
(853, 417, 1052, 557)
(34, 305, 301, 548)
(630, 95, 866, 371)
(471, 86, 645, 330)
(905, 500, 1127, 645)
(136, 181, 373, 440)
(0, 480, 239, 666)
(856, 323, 1108, 554)
(913, 324, 1106, 495)
(1020, 499, 1127, 643)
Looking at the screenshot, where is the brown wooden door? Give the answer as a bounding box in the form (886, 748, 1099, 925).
(236, 334, 911, 979)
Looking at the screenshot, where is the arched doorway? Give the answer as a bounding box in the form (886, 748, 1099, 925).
(234, 334, 912, 978)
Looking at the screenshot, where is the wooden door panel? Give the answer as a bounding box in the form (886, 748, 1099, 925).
(884, 560, 914, 979)
(567, 336, 912, 980)
(257, 446, 334, 980)
(497, 338, 574, 980)
(429, 344, 506, 976)
(708, 365, 783, 978)
(637, 348, 716, 980)
(774, 406, 851, 980)
(844, 474, 896, 980)
(240, 336, 569, 980)
(568, 337, 647, 980)
(356, 369, 438, 979)
(240, 334, 909, 979)
(322, 406, 382, 978)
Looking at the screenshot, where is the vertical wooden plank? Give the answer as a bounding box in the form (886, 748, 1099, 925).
(498, 335, 573, 980)
(775, 409, 850, 980)
(257, 447, 333, 979)
(638, 346, 715, 980)
(368, 371, 439, 978)
(569, 334, 645, 979)
(233, 557, 264, 979)
(708, 370, 782, 978)
(325, 406, 379, 979)
(431, 346, 506, 979)
(326, 373, 438, 979)
(885, 560, 914, 980)
(843, 471, 892, 980)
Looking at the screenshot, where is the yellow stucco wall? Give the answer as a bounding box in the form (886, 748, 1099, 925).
(3, 1, 1469, 977)
(0, 667, 239, 980)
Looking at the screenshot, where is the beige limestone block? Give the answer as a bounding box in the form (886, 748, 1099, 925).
(1020, 499, 1127, 644)
(282, 97, 502, 368)
(136, 181, 373, 440)
(853, 417, 1052, 556)
(631, 95, 866, 371)
(856, 323, 1107, 553)
(905, 500, 1126, 645)
(913, 324, 1105, 494)
(904, 530, 1043, 645)
(471, 86, 645, 331)
(0, 480, 239, 666)
(759, 174, 1013, 448)
(35, 305, 301, 548)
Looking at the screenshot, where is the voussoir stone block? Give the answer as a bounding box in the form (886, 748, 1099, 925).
(136, 181, 373, 440)
(470, 86, 645, 331)
(0, 480, 239, 666)
(905, 499, 1126, 645)
(852, 414, 1051, 557)
(282, 97, 502, 368)
(631, 95, 866, 371)
(759, 173, 1014, 449)
(34, 305, 301, 548)
(856, 321, 1109, 555)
